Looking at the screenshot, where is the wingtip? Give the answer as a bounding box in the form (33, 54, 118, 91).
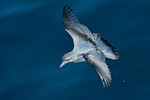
(116, 54, 120, 60)
(113, 51, 119, 60)
(63, 5, 69, 8)
(63, 5, 67, 10)
(63, 5, 71, 12)
(102, 80, 111, 88)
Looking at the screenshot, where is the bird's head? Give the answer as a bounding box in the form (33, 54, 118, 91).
(60, 52, 74, 68)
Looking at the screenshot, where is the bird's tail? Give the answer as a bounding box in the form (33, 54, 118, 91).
(93, 33, 119, 60)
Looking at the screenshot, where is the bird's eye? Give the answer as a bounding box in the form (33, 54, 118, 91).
(65, 58, 69, 61)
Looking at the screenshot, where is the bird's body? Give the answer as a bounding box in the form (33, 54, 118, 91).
(60, 6, 119, 87)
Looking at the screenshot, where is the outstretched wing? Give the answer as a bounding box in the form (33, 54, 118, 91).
(93, 33, 119, 60)
(83, 50, 111, 87)
(62, 6, 94, 46)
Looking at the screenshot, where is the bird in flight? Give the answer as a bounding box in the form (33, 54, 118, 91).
(60, 6, 119, 87)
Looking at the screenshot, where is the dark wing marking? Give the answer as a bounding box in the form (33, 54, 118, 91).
(66, 25, 96, 46)
(93, 33, 119, 60)
(62, 5, 80, 26)
(62, 6, 95, 46)
(83, 50, 111, 87)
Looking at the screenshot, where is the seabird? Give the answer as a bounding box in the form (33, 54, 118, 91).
(60, 6, 119, 87)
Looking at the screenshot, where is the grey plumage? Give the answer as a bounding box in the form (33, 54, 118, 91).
(60, 6, 119, 87)
(83, 50, 111, 87)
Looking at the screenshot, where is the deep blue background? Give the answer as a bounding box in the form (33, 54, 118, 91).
(0, 0, 150, 100)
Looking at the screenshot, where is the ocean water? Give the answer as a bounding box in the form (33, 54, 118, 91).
(0, 0, 150, 100)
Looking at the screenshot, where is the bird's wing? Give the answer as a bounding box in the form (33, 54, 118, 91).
(62, 6, 94, 45)
(83, 50, 111, 87)
(62, 5, 80, 25)
(93, 33, 119, 60)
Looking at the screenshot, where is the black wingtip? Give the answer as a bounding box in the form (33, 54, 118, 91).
(62, 5, 80, 25)
(63, 5, 72, 14)
(98, 34, 119, 59)
(63, 5, 68, 11)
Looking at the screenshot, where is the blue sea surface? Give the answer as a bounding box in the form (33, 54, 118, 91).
(0, 0, 150, 100)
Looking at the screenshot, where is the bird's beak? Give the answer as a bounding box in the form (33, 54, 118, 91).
(60, 59, 73, 68)
(60, 61, 67, 68)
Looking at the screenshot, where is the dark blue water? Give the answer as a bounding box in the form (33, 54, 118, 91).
(0, 0, 150, 100)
